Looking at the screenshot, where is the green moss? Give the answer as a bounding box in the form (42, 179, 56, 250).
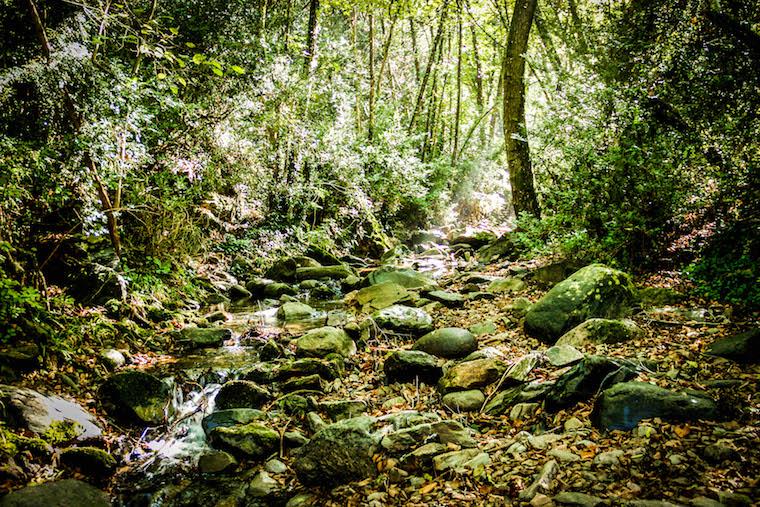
(0, 424, 51, 457)
(42, 420, 83, 445)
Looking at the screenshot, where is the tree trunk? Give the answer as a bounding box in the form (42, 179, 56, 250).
(408, 1, 448, 132)
(303, 0, 320, 75)
(368, 13, 376, 141)
(503, 0, 540, 218)
(451, 6, 463, 165)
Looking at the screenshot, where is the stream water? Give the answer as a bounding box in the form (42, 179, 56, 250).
(113, 246, 460, 505)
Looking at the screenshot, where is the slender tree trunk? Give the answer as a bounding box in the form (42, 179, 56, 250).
(408, 1, 448, 131)
(503, 0, 540, 218)
(534, 7, 562, 74)
(409, 19, 421, 80)
(368, 13, 376, 141)
(375, 11, 397, 97)
(352, 9, 362, 133)
(469, 25, 487, 146)
(303, 0, 320, 75)
(452, 6, 463, 165)
(283, 0, 292, 51)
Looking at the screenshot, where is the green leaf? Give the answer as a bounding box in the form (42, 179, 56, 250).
(169, 84, 179, 95)
(211, 67, 223, 77)
(177, 76, 187, 86)
(185, 42, 196, 48)
(169, 27, 179, 35)
(157, 72, 166, 80)
(192, 53, 205, 64)
(230, 65, 246, 75)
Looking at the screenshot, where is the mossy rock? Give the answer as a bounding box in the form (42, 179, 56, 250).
(592, 381, 719, 430)
(214, 381, 271, 410)
(524, 264, 637, 343)
(555, 318, 643, 347)
(412, 328, 477, 359)
(208, 422, 279, 459)
(0, 479, 110, 507)
(60, 447, 116, 479)
(99, 370, 170, 425)
(201, 408, 267, 436)
(293, 416, 379, 486)
(366, 267, 437, 290)
(383, 350, 442, 384)
(295, 327, 356, 358)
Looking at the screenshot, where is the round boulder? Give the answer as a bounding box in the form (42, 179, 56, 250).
(412, 328, 477, 359)
(295, 326, 356, 358)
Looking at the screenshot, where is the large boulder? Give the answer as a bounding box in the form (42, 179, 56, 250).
(276, 302, 317, 322)
(59, 447, 117, 479)
(438, 358, 508, 394)
(352, 282, 409, 312)
(201, 409, 267, 436)
(295, 326, 356, 358)
(370, 305, 433, 335)
(524, 264, 637, 343)
(592, 382, 719, 430)
(555, 319, 643, 348)
(706, 328, 760, 363)
(214, 381, 271, 410)
(383, 350, 442, 384)
(367, 267, 437, 290)
(294, 416, 379, 486)
(0, 385, 101, 439)
(207, 422, 279, 459)
(99, 371, 170, 425)
(295, 265, 353, 281)
(425, 290, 466, 308)
(442, 390, 485, 412)
(0, 479, 110, 507)
(544, 355, 638, 412)
(266, 256, 321, 282)
(177, 327, 232, 349)
(412, 328, 477, 359)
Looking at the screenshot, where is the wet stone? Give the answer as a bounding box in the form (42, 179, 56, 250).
(214, 380, 271, 410)
(197, 450, 238, 474)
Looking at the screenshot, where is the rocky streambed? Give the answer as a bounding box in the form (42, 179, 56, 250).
(1, 233, 758, 506)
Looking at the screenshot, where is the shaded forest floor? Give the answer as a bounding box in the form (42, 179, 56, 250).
(1, 235, 758, 507)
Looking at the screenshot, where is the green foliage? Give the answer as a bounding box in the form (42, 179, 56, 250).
(686, 222, 760, 309)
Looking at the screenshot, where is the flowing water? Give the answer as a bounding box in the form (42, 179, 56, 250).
(114, 246, 460, 505)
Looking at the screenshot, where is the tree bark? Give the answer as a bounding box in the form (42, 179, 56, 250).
(503, 0, 540, 218)
(408, 1, 448, 132)
(303, 0, 320, 75)
(368, 13, 376, 141)
(451, 6, 463, 165)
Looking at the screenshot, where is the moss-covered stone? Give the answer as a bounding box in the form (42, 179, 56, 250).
(60, 446, 117, 478)
(0, 479, 110, 507)
(99, 370, 170, 425)
(556, 318, 643, 347)
(592, 381, 719, 430)
(438, 358, 508, 394)
(294, 416, 379, 486)
(383, 350, 442, 384)
(295, 327, 356, 358)
(208, 422, 279, 459)
(412, 328, 477, 359)
(214, 380, 271, 410)
(524, 264, 637, 343)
